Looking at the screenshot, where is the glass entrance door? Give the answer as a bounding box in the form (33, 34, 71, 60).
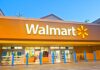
(34, 47, 41, 64)
(1, 46, 24, 65)
(51, 50, 61, 63)
(41, 47, 49, 63)
(61, 50, 71, 62)
(60, 50, 65, 62)
(13, 50, 24, 64)
(65, 50, 70, 62)
(1, 51, 12, 65)
(25, 47, 40, 64)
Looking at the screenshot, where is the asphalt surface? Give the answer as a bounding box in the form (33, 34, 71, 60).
(0, 61, 100, 70)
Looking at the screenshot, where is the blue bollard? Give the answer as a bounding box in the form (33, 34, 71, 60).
(39, 52, 42, 65)
(93, 51, 96, 62)
(52, 52, 54, 64)
(12, 52, 14, 66)
(64, 51, 66, 63)
(26, 53, 29, 65)
(73, 51, 77, 63)
(84, 50, 88, 62)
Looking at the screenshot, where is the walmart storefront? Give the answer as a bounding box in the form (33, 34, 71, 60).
(0, 16, 100, 65)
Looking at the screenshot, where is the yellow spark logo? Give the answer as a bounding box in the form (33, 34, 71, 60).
(77, 25, 88, 38)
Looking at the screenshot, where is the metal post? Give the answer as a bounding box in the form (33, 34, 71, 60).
(12, 52, 14, 66)
(73, 51, 77, 63)
(64, 51, 66, 63)
(93, 51, 96, 62)
(39, 52, 42, 65)
(84, 50, 87, 62)
(26, 53, 29, 65)
(52, 52, 54, 64)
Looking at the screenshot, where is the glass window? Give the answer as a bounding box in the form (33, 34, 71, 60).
(41, 47, 48, 51)
(14, 46, 23, 49)
(35, 47, 40, 49)
(17, 52, 22, 56)
(2, 51, 7, 56)
(25, 47, 29, 50)
(30, 47, 34, 49)
(2, 47, 7, 49)
(8, 47, 11, 49)
(2, 47, 11, 49)
(60, 47, 66, 49)
(68, 47, 73, 49)
(15, 47, 17, 49)
(25, 47, 34, 50)
(50, 46, 59, 49)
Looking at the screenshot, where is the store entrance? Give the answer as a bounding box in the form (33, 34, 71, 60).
(41, 47, 49, 63)
(1, 46, 73, 65)
(51, 50, 61, 63)
(1, 46, 24, 65)
(60, 50, 71, 62)
(50, 46, 73, 63)
(25, 47, 50, 64)
(25, 47, 40, 64)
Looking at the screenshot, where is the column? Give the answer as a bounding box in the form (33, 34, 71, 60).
(64, 51, 66, 63)
(12, 52, 14, 66)
(73, 51, 77, 63)
(84, 50, 88, 62)
(39, 52, 42, 65)
(26, 53, 29, 65)
(52, 51, 54, 64)
(93, 51, 96, 62)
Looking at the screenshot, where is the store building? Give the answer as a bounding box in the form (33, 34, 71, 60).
(0, 10, 100, 65)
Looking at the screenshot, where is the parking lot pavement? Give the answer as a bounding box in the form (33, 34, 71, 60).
(0, 61, 100, 70)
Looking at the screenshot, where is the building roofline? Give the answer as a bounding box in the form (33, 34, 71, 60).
(92, 18, 100, 23)
(40, 14, 63, 20)
(0, 16, 100, 26)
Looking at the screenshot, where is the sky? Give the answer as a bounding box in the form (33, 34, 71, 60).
(0, 0, 100, 22)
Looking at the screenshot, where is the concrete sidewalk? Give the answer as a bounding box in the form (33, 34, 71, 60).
(0, 62, 100, 70)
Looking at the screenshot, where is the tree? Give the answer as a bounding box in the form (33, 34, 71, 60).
(84, 19, 90, 23)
